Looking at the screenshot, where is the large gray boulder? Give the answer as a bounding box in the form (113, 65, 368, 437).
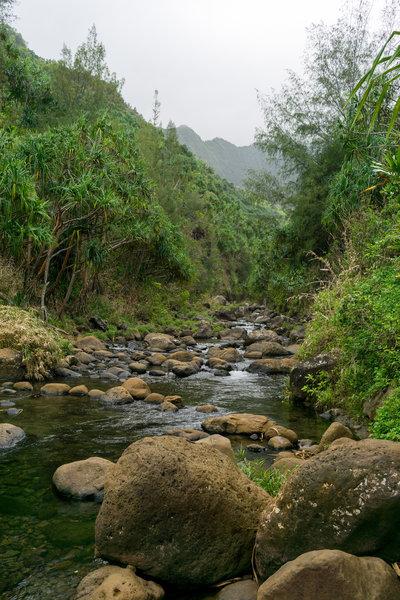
(95, 436, 272, 586)
(0, 348, 23, 378)
(53, 457, 114, 501)
(255, 438, 400, 581)
(289, 352, 337, 400)
(0, 423, 25, 449)
(257, 549, 400, 599)
(76, 565, 164, 600)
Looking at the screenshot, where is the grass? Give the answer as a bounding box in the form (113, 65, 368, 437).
(234, 447, 294, 496)
(0, 306, 69, 380)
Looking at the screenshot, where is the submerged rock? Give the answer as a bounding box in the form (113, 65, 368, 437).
(95, 436, 272, 586)
(257, 550, 400, 600)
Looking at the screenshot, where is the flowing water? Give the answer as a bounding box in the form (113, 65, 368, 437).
(0, 334, 329, 599)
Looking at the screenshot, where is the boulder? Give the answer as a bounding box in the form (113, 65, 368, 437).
(144, 393, 165, 405)
(180, 335, 196, 346)
(255, 438, 400, 580)
(74, 351, 93, 365)
(202, 413, 272, 436)
(267, 436, 293, 450)
(257, 550, 400, 600)
(207, 347, 243, 363)
(248, 358, 297, 374)
(88, 389, 105, 399)
(290, 352, 337, 400)
(76, 565, 164, 600)
(156, 401, 178, 412)
(168, 351, 198, 362)
(214, 308, 237, 321)
(244, 330, 281, 345)
(76, 336, 106, 352)
(100, 386, 133, 405)
(122, 377, 150, 399)
(169, 360, 201, 377)
(52, 456, 114, 501)
(193, 321, 213, 339)
(144, 333, 177, 352)
(164, 395, 184, 408)
(219, 327, 245, 341)
(316, 422, 353, 452)
(89, 316, 109, 332)
(0, 348, 23, 378)
(147, 353, 167, 366)
(206, 357, 232, 371)
(363, 386, 394, 420)
(195, 434, 234, 460)
(289, 324, 307, 342)
(40, 383, 71, 395)
(164, 428, 209, 441)
(244, 341, 291, 357)
(69, 385, 89, 396)
(263, 425, 298, 445)
(54, 366, 82, 378)
(211, 295, 228, 305)
(270, 456, 304, 474)
(13, 381, 33, 391)
(0, 423, 25, 449)
(128, 362, 147, 375)
(217, 580, 257, 600)
(95, 436, 272, 586)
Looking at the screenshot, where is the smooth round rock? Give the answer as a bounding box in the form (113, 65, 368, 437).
(53, 456, 114, 501)
(0, 423, 25, 449)
(196, 404, 218, 413)
(88, 389, 105, 399)
(122, 377, 150, 399)
(69, 385, 89, 396)
(40, 383, 71, 395)
(100, 386, 133, 405)
(13, 381, 33, 391)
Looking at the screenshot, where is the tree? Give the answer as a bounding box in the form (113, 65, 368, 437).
(152, 89, 161, 127)
(0, 0, 15, 23)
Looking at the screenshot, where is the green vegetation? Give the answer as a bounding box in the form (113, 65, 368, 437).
(371, 390, 400, 441)
(0, 305, 67, 379)
(234, 448, 294, 496)
(0, 15, 273, 327)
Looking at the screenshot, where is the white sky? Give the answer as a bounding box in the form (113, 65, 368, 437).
(13, 0, 379, 145)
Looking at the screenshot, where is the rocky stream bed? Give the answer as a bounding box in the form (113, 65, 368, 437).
(1, 305, 399, 599)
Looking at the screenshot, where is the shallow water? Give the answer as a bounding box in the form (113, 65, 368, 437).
(0, 345, 328, 599)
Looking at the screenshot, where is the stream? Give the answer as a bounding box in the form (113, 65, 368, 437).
(0, 328, 329, 599)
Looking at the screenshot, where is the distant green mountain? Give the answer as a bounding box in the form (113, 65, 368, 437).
(176, 125, 270, 187)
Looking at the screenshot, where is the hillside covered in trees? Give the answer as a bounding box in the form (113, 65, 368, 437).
(0, 9, 276, 325)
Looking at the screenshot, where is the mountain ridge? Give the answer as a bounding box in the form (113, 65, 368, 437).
(176, 124, 266, 187)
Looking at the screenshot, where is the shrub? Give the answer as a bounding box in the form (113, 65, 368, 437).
(0, 306, 67, 379)
(370, 390, 400, 441)
(234, 448, 294, 496)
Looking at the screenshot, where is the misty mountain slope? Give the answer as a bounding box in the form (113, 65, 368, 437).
(176, 124, 271, 187)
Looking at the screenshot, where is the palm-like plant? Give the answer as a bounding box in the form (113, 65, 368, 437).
(348, 30, 400, 139)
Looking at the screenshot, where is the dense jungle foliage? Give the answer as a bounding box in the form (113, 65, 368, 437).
(0, 9, 273, 325)
(248, 0, 400, 438)
(2, 0, 400, 440)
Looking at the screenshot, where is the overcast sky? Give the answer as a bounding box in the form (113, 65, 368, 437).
(13, 0, 378, 145)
